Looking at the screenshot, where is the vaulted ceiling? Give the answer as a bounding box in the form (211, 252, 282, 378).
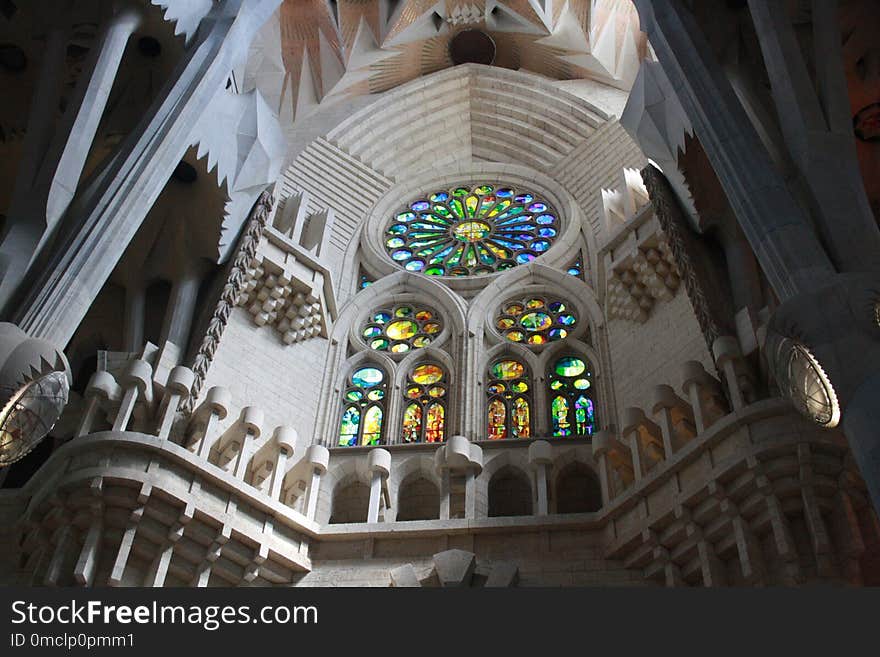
(240, 0, 649, 125)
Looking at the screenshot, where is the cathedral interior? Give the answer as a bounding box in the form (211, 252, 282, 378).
(0, 0, 879, 587)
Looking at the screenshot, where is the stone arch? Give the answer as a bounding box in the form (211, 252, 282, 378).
(552, 459, 603, 514)
(388, 454, 441, 522)
(477, 449, 533, 517)
(395, 472, 441, 522)
(323, 465, 374, 525)
(487, 465, 534, 518)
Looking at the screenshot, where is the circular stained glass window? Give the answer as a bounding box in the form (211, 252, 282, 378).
(362, 304, 442, 354)
(496, 296, 577, 346)
(383, 183, 559, 276)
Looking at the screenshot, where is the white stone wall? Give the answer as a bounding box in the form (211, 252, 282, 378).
(199, 307, 330, 440)
(605, 287, 714, 425)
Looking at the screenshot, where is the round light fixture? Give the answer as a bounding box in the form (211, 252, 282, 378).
(0, 324, 71, 468)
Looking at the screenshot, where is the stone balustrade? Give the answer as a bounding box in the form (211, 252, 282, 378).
(32, 337, 876, 586)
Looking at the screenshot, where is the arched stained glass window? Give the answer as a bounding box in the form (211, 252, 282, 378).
(496, 296, 577, 346)
(384, 183, 559, 277)
(338, 366, 387, 446)
(402, 363, 447, 443)
(486, 358, 531, 439)
(548, 356, 597, 437)
(362, 304, 442, 354)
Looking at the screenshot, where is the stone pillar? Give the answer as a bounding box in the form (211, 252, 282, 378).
(651, 385, 679, 457)
(630, 0, 835, 300)
(622, 408, 646, 480)
(233, 406, 264, 480)
(303, 444, 329, 519)
(77, 371, 120, 437)
(160, 261, 204, 349)
(529, 440, 553, 516)
(712, 336, 745, 411)
(123, 283, 146, 353)
(592, 431, 612, 505)
(681, 361, 709, 434)
(367, 448, 391, 523)
(188, 386, 231, 460)
(73, 509, 103, 586)
(156, 366, 195, 440)
(108, 507, 143, 586)
(112, 359, 153, 432)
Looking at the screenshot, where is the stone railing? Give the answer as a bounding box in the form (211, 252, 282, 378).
(12, 332, 876, 586)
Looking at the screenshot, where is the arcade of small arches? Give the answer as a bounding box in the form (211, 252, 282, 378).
(325, 451, 604, 524)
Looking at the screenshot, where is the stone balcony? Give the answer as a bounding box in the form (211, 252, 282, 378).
(0, 335, 876, 586)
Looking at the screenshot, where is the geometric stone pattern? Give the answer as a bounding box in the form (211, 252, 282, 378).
(606, 237, 680, 322)
(238, 260, 326, 345)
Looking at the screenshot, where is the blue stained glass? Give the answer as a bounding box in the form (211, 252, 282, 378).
(405, 260, 425, 271)
(496, 188, 514, 197)
(535, 214, 556, 225)
(514, 194, 534, 203)
(538, 227, 557, 238)
(411, 201, 430, 212)
(516, 253, 536, 264)
(531, 240, 551, 253)
(528, 202, 547, 212)
(352, 367, 384, 387)
(430, 192, 450, 202)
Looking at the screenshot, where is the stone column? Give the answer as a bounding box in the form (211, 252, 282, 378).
(592, 430, 613, 505)
(233, 406, 264, 480)
(77, 371, 121, 437)
(712, 336, 745, 411)
(187, 386, 231, 460)
(680, 361, 709, 434)
(529, 440, 553, 516)
(367, 448, 391, 523)
(302, 444, 329, 519)
(630, 0, 836, 300)
(112, 359, 153, 432)
(156, 366, 195, 440)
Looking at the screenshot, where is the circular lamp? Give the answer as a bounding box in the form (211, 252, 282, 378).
(766, 332, 840, 428)
(0, 323, 71, 467)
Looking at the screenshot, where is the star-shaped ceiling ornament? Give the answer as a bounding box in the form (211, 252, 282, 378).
(242, 0, 649, 124)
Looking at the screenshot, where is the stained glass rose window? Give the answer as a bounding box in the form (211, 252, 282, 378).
(384, 183, 559, 276)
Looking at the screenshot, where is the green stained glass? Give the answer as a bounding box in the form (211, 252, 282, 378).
(475, 184, 493, 194)
(506, 330, 524, 342)
(425, 267, 445, 276)
(573, 378, 590, 390)
(345, 390, 362, 402)
(339, 406, 360, 446)
(412, 336, 431, 348)
(550, 380, 564, 390)
(555, 357, 585, 377)
(511, 381, 528, 393)
(363, 326, 382, 338)
(367, 389, 385, 401)
(370, 338, 389, 350)
(551, 395, 571, 437)
(450, 199, 465, 218)
(386, 237, 405, 248)
(428, 386, 446, 398)
(520, 312, 552, 331)
(491, 360, 524, 380)
(512, 397, 530, 438)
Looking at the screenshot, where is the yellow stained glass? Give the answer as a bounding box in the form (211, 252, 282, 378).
(412, 364, 444, 385)
(386, 320, 418, 340)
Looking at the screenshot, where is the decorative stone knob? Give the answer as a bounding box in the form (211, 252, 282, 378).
(306, 444, 329, 473)
(274, 425, 298, 454)
(528, 440, 553, 466)
(240, 406, 264, 438)
(204, 386, 231, 420)
(368, 447, 391, 477)
(165, 366, 195, 398)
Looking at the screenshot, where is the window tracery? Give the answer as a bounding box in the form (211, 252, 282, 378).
(338, 366, 387, 446)
(383, 183, 559, 277)
(486, 359, 531, 439)
(548, 356, 597, 437)
(402, 363, 447, 443)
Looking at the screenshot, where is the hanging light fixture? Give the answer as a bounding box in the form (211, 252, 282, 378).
(0, 324, 70, 467)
